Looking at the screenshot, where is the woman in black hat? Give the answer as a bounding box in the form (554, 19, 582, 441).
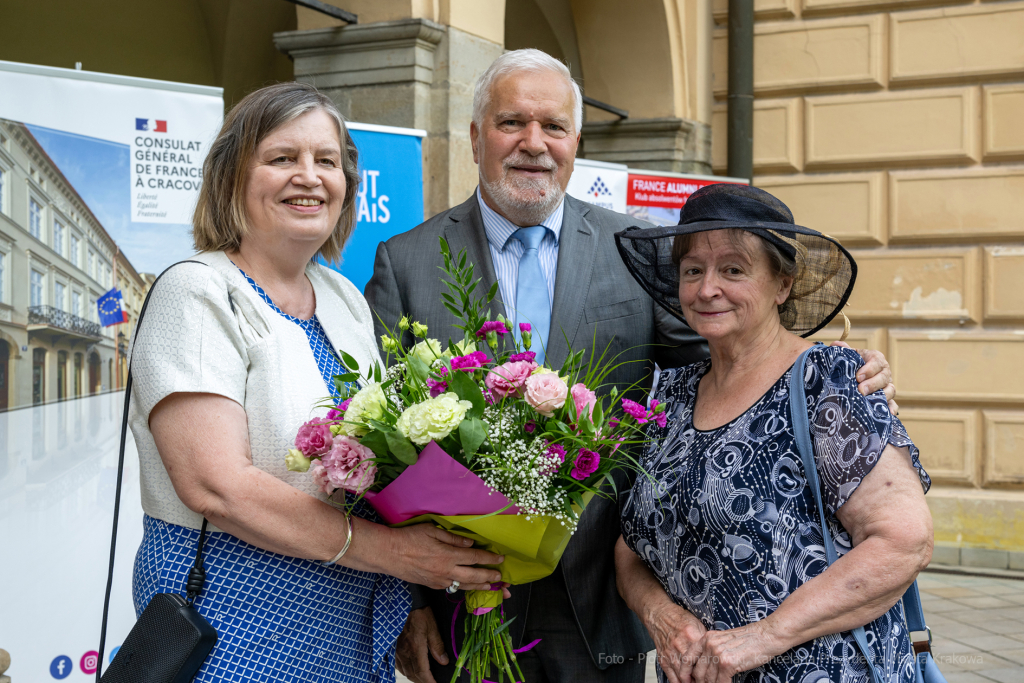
(613, 184, 933, 683)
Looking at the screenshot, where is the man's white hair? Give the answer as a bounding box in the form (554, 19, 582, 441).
(472, 49, 583, 133)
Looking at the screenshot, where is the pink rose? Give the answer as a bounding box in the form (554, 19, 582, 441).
(485, 360, 537, 399)
(570, 383, 597, 421)
(295, 417, 333, 457)
(320, 435, 378, 494)
(524, 373, 568, 417)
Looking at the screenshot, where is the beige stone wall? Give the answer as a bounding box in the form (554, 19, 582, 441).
(716, 0, 1024, 561)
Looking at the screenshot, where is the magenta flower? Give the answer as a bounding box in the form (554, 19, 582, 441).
(524, 420, 537, 434)
(571, 448, 600, 480)
(519, 323, 532, 333)
(621, 398, 649, 424)
(340, 398, 352, 411)
(327, 408, 342, 421)
(295, 417, 333, 457)
(510, 351, 536, 363)
(427, 378, 449, 398)
(653, 411, 668, 428)
(476, 320, 510, 339)
(541, 442, 567, 475)
(451, 351, 489, 371)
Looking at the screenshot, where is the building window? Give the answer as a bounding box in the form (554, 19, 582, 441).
(87, 249, 95, 279)
(30, 269, 44, 308)
(54, 281, 66, 311)
(72, 290, 81, 318)
(90, 297, 96, 322)
(29, 199, 43, 240)
(0, 250, 5, 304)
(0, 167, 5, 214)
(70, 233, 80, 268)
(54, 221, 64, 256)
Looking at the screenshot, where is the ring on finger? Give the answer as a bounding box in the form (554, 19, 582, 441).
(446, 580, 460, 594)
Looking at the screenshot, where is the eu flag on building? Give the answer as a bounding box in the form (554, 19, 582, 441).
(97, 288, 128, 327)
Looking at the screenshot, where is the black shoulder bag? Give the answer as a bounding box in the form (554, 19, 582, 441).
(97, 261, 218, 683)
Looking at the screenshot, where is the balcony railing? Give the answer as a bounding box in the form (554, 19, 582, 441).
(28, 305, 102, 338)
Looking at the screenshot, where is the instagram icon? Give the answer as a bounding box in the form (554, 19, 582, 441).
(80, 651, 100, 675)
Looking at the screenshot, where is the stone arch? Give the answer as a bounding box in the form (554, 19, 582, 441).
(504, 0, 713, 172)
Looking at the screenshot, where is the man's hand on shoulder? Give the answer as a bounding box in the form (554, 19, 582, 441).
(396, 606, 448, 683)
(831, 341, 898, 414)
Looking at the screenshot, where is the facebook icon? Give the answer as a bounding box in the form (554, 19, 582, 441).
(50, 655, 72, 679)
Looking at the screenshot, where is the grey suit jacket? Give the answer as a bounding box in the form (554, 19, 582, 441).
(363, 191, 707, 667)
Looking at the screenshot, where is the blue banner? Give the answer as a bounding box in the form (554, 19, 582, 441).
(328, 125, 425, 292)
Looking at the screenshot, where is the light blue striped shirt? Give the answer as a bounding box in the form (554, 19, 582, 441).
(477, 187, 563, 315)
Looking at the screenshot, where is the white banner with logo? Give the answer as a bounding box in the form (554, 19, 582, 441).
(565, 158, 628, 214)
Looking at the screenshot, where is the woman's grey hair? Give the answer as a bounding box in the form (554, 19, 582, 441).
(472, 49, 583, 133)
(193, 81, 360, 264)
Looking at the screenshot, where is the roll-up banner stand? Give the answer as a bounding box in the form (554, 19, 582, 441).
(0, 61, 425, 681)
(566, 158, 747, 225)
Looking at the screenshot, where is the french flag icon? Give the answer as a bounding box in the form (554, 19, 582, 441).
(135, 118, 167, 132)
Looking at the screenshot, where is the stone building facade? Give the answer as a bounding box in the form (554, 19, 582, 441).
(706, 0, 1024, 568)
(0, 120, 147, 411)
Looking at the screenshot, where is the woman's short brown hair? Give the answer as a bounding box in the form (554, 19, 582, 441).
(192, 81, 360, 264)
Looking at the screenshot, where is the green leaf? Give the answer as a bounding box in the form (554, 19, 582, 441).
(551, 420, 570, 434)
(373, 362, 382, 384)
(604, 472, 618, 496)
(447, 370, 486, 419)
(333, 372, 361, 384)
(568, 490, 586, 509)
(592, 396, 604, 428)
(487, 281, 499, 302)
(407, 355, 431, 385)
(439, 237, 450, 257)
(340, 350, 360, 372)
(443, 302, 463, 319)
(459, 417, 487, 457)
(359, 430, 391, 460)
(385, 431, 419, 465)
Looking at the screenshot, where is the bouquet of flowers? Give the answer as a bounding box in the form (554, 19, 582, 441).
(285, 239, 664, 683)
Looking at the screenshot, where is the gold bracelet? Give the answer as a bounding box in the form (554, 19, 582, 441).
(322, 513, 354, 566)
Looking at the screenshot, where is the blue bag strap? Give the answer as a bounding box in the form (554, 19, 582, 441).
(790, 346, 884, 683)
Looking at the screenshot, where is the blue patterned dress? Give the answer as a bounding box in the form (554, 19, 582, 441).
(622, 346, 930, 683)
(132, 271, 409, 683)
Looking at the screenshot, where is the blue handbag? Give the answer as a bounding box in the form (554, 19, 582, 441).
(789, 346, 946, 683)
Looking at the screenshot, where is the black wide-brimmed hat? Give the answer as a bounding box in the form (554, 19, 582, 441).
(614, 183, 857, 337)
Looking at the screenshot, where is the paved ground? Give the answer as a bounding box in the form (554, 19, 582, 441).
(398, 567, 1024, 683)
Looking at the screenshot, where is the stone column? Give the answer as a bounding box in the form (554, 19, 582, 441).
(580, 117, 713, 175)
(274, 19, 502, 218)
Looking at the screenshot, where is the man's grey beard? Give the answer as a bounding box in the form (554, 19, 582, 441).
(480, 153, 566, 226)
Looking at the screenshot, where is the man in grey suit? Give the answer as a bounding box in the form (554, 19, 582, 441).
(364, 49, 895, 683)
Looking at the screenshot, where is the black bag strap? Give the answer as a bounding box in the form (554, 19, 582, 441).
(97, 259, 212, 681)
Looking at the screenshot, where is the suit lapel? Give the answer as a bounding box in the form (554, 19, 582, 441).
(443, 193, 508, 321)
(547, 197, 596, 370)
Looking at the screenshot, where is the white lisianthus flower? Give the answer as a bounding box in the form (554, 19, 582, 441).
(443, 339, 478, 359)
(396, 392, 473, 446)
(339, 383, 387, 436)
(285, 448, 312, 472)
(530, 365, 554, 376)
(410, 338, 444, 366)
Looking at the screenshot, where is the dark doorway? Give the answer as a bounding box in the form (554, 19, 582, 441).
(74, 352, 82, 397)
(0, 340, 8, 411)
(58, 350, 67, 401)
(89, 352, 100, 395)
(33, 348, 46, 405)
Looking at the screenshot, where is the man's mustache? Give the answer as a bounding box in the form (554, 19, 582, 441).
(502, 153, 557, 173)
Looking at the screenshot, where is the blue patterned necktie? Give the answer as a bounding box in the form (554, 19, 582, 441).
(511, 225, 551, 364)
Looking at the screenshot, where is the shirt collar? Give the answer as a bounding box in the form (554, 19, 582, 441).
(477, 186, 564, 251)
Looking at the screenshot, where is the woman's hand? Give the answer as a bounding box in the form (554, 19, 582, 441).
(646, 601, 708, 683)
(379, 522, 505, 590)
(831, 342, 898, 414)
(691, 622, 782, 683)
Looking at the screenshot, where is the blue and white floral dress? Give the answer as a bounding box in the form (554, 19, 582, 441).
(622, 345, 930, 683)
(130, 253, 409, 683)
